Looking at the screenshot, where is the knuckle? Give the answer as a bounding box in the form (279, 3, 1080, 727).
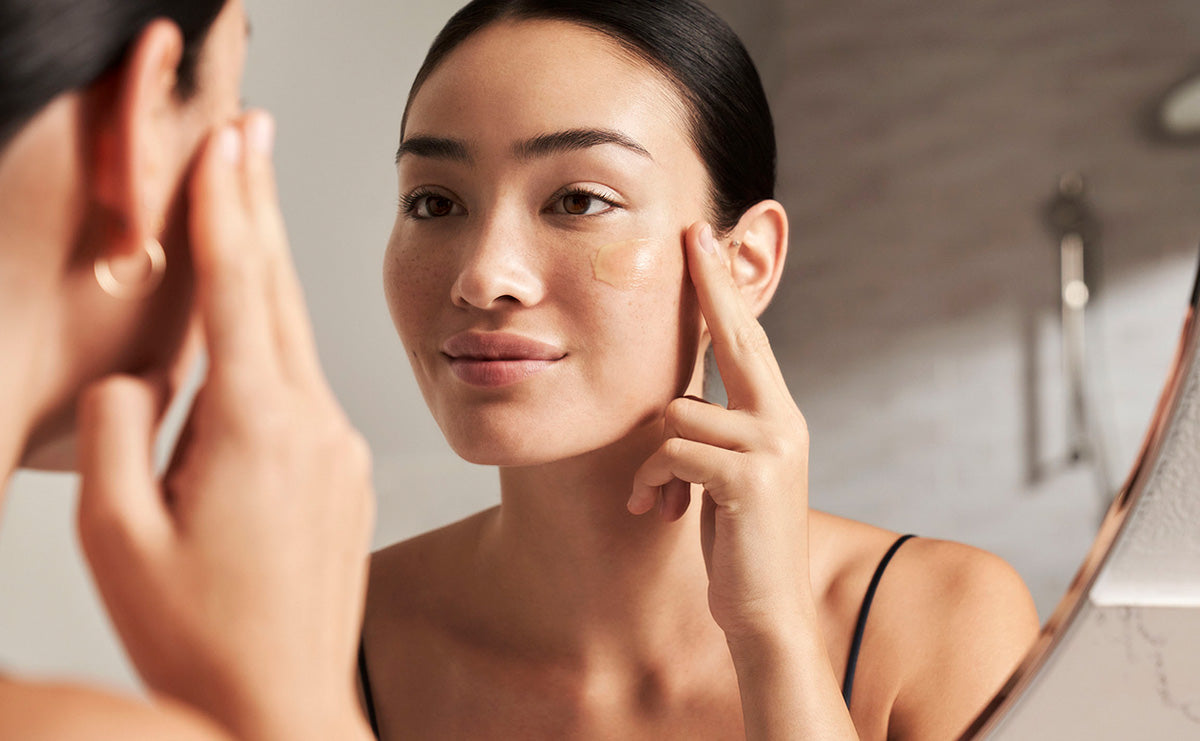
(240, 404, 291, 441)
(742, 463, 772, 493)
(341, 429, 375, 478)
(664, 397, 692, 426)
(761, 431, 790, 458)
(793, 417, 811, 447)
(662, 436, 689, 460)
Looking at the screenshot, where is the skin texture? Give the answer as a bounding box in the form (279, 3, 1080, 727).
(0, 4, 375, 740)
(369, 18, 1039, 741)
(591, 238, 663, 290)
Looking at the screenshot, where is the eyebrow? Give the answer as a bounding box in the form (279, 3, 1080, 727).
(395, 136, 472, 164)
(394, 128, 653, 165)
(514, 128, 653, 161)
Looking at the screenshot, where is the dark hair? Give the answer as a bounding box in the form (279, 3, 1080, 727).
(0, 0, 227, 151)
(403, 0, 776, 235)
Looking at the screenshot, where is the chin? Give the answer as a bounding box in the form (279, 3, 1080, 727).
(437, 402, 665, 469)
(443, 426, 576, 467)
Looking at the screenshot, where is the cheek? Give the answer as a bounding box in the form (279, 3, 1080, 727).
(383, 228, 448, 339)
(587, 232, 688, 312)
(590, 237, 663, 290)
(583, 234, 697, 374)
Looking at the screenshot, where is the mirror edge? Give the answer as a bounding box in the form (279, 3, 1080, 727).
(960, 248, 1200, 739)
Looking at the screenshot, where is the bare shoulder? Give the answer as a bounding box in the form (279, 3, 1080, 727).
(0, 678, 230, 741)
(808, 512, 1038, 739)
(367, 507, 495, 618)
(878, 536, 1040, 739)
(361, 509, 499, 729)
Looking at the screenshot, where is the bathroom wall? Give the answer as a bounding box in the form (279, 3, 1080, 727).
(740, 0, 1200, 615)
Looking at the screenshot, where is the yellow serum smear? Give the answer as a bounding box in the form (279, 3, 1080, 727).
(591, 238, 662, 290)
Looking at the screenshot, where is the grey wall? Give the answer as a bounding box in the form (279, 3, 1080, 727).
(1, 0, 1197, 689)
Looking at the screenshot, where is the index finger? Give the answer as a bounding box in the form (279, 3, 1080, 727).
(189, 123, 280, 386)
(238, 112, 327, 392)
(686, 222, 789, 411)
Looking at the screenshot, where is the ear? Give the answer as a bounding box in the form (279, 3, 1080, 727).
(723, 199, 788, 318)
(91, 20, 185, 258)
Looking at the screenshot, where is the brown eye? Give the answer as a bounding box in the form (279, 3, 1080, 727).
(553, 190, 616, 216)
(563, 193, 594, 215)
(426, 195, 454, 217)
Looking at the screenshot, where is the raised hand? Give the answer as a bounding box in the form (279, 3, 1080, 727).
(629, 222, 858, 739)
(76, 112, 375, 741)
(629, 222, 811, 641)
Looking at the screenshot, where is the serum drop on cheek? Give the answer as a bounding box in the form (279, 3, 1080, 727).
(591, 238, 661, 290)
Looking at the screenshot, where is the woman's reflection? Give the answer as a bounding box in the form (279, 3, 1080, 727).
(361, 1, 1041, 739)
(0, 1, 375, 737)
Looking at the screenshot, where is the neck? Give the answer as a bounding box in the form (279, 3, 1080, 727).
(478, 414, 723, 666)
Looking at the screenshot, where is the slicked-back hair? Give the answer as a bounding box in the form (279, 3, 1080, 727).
(0, 0, 226, 151)
(403, 0, 776, 236)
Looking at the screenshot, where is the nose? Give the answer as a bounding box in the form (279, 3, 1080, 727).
(451, 216, 545, 310)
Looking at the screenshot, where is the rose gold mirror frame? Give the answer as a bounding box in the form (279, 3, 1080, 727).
(961, 252, 1200, 738)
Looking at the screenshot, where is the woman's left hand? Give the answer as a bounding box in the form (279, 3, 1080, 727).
(628, 222, 814, 644)
(627, 223, 861, 740)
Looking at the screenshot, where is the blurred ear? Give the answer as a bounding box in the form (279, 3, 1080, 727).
(725, 199, 788, 319)
(91, 20, 185, 258)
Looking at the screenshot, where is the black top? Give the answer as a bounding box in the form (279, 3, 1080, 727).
(357, 533, 917, 738)
(358, 641, 379, 737)
(842, 533, 917, 707)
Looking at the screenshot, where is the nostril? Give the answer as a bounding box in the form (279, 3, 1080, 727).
(450, 246, 543, 309)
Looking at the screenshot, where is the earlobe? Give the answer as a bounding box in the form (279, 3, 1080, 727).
(91, 20, 186, 255)
(726, 200, 788, 318)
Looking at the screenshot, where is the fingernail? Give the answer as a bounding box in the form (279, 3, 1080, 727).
(218, 126, 242, 163)
(699, 224, 717, 254)
(248, 114, 275, 155)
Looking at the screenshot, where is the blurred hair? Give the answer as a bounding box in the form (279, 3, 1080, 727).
(0, 0, 227, 150)
(404, 0, 776, 235)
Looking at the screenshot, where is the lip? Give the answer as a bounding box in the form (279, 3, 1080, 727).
(441, 332, 566, 387)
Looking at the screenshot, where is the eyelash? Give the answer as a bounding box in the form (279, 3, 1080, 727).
(399, 186, 623, 220)
(399, 187, 446, 218)
(546, 187, 622, 217)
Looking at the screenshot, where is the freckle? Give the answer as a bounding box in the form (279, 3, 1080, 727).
(591, 238, 660, 290)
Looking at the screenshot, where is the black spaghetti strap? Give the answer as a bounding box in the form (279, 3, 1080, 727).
(842, 534, 916, 708)
(358, 639, 381, 739)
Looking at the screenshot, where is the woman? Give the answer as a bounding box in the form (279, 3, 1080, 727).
(361, 1, 1041, 739)
(1, 1, 374, 738)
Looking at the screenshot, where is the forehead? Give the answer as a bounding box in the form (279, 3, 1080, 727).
(405, 19, 693, 156)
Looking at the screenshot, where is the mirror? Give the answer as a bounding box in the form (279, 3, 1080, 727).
(0, 0, 1197, 736)
(969, 261, 1200, 737)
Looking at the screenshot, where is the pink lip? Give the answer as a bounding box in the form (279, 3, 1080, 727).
(441, 332, 566, 387)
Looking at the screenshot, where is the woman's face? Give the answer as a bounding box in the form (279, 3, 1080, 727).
(384, 20, 713, 466)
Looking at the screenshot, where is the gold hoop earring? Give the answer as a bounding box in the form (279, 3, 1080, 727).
(94, 238, 167, 300)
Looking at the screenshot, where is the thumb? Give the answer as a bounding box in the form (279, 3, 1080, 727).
(76, 375, 172, 566)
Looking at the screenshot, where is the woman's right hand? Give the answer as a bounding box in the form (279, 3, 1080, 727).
(75, 112, 375, 741)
